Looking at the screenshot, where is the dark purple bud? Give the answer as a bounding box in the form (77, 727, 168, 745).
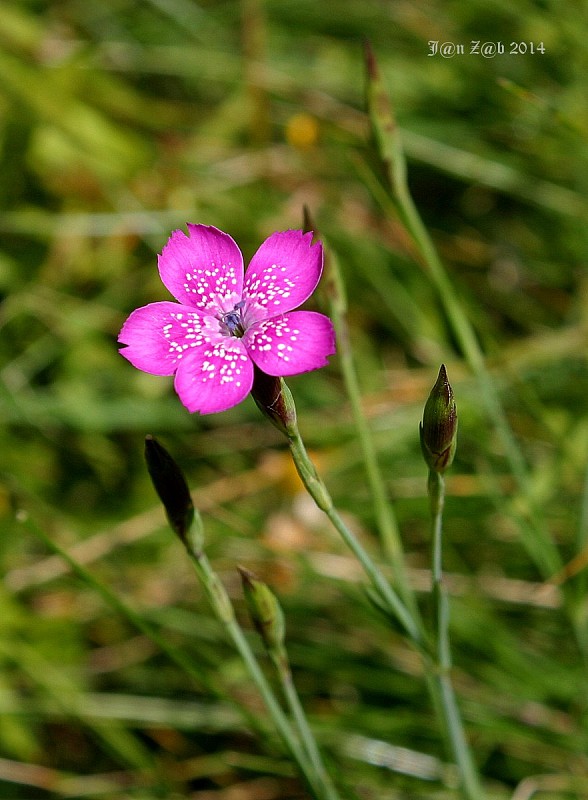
(251, 366, 297, 437)
(145, 435, 195, 545)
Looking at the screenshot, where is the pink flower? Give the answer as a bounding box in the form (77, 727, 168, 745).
(118, 224, 336, 414)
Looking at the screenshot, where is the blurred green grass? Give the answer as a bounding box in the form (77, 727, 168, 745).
(1, 0, 587, 797)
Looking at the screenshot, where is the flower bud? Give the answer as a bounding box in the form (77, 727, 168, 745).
(145, 435, 202, 551)
(251, 366, 297, 437)
(238, 566, 285, 652)
(419, 365, 458, 473)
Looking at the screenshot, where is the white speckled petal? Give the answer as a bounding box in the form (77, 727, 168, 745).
(243, 311, 336, 376)
(174, 339, 254, 414)
(158, 224, 243, 313)
(242, 230, 323, 325)
(118, 301, 211, 375)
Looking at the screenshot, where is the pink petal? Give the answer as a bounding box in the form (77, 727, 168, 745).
(158, 224, 243, 313)
(118, 301, 213, 375)
(242, 230, 323, 325)
(174, 339, 254, 414)
(243, 311, 336, 376)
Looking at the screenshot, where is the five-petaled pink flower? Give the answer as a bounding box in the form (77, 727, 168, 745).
(118, 224, 336, 414)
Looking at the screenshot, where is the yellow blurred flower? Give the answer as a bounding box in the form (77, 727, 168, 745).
(285, 113, 320, 149)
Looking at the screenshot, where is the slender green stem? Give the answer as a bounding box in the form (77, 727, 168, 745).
(287, 425, 427, 651)
(21, 510, 333, 798)
(365, 45, 561, 580)
(187, 549, 337, 800)
(269, 647, 340, 800)
(390, 157, 573, 709)
(400, 179, 559, 577)
(428, 470, 483, 800)
(144, 435, 338, 798)
(322, 240, 417, 615)
(286, 415, 483, 796)
(429, 471, 450, 669)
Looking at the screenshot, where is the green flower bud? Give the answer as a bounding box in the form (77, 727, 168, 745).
(419, 365, 458, 473)
(238, 566, 285, 652)
(251, 366, 297, 437)
(145, 435, 202, 551)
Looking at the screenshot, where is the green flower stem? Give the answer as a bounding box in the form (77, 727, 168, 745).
(319, 232, 417, 615)
(428, 470, 483, 800)
(287, 417, 483, 796)
(143, 435, 336, 797)
(184, 544, 337, 800)
(21, 509, 330, 797)
(268, 645, 340, 800)
(238, 565, 338, 799)
(24, 508, 334, 797)
(429, 471, 450, 669)
(365, 42, 561, 580)
(287, 424, 427, 651)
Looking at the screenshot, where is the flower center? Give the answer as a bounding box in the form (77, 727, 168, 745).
(219, 300, 246, 338)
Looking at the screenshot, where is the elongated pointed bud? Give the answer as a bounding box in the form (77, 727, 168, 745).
(145, 435, 203, 553)
(251, 366, 297, 437)
(238, 566, 285, 652)
(419, 365, 458, 473)
(364, 40, 407, 191)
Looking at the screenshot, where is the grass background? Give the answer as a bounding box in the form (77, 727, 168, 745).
(1, 0, 587, 797)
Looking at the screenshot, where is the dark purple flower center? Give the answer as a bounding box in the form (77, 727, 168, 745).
(219, 300, 246, 338)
